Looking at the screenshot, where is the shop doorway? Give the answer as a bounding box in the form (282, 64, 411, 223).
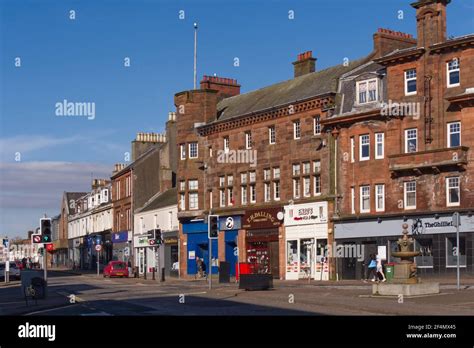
(225, 241, 237, 276)
(341, 242, 357, 279)
(315, 239, 328, 280)
(269, 241, 279, 278)
(138, 248, 145, 275)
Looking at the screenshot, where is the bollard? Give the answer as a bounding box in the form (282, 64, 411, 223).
(152, 267, 156, 280)
(161, 267, 165, 282)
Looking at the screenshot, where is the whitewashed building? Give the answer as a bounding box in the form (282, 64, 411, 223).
(68, 179, 113, 269)
(134, 188, 178, 278)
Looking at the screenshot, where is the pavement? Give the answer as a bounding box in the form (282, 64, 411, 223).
(1, 269, 474, 316)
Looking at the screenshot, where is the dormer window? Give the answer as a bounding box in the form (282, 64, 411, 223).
(356, 79, 377, 104)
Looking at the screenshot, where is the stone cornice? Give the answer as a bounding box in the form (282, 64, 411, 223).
(197, 94, 335, 136)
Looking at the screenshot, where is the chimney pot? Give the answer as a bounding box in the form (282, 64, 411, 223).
(293, 51, 316, 77)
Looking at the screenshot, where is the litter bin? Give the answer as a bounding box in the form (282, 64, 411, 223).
(236, 262, 252, 281)
(385, 263, 395, 282)
(219, 261, 230, 283)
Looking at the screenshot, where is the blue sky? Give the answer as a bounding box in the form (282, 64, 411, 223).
(1, 0, 473, 237)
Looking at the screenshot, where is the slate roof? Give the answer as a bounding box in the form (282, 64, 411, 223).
(136, 187, 177, 213)
(111, 143, 163, 179)
(214, 55, 373, 123)
(65, 192, 87, 214)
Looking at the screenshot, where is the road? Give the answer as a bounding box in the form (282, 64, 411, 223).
(1, 271, 474, 316)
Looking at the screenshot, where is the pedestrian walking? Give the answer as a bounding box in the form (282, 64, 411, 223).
(376, 253, 386, 282)
(364, 254, 377, 282)
(127, 260, 132, 278)
(195, 256, 204, 278)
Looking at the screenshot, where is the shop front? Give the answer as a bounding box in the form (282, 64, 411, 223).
(69, 238, 81, 269)
(243, 208, 283, 279)
(83, 232, 113, 270)
(182, 220, 218, 276)
(219, 215, 241, 276)
(334, 213, 474, 279)
(162, 231, 179, 277)
(112, 231, 132, 263)
(284, 202, 329, 281)
(133, 233, 165, 276)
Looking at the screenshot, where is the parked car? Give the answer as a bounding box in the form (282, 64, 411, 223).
(0, 262, 21, 280)
(103, 261, 128, 278)
(15, 261, 24, 270)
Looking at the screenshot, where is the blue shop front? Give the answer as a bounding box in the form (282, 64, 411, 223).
(219, 215, 241, 276)
(183, 220, 218, 275)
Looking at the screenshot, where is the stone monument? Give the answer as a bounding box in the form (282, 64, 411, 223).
(373, 223, 439, 296)
(392, 223, 420, 284)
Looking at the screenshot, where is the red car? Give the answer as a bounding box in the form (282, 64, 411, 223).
(103, 261, 129, 278)
(15, 261, 24, 270)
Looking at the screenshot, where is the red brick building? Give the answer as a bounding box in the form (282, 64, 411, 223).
(175, 52, 384, 279)
(324, 0, 474, 278)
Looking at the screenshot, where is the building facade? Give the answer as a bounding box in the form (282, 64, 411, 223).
(323, 0, 474, 278)
(134, 188, 179, 278)
(67, 180, 113, 269)
(175, 54, 379, 279)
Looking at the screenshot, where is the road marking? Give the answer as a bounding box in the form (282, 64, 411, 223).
(56, 291, 84, 302)
(25, 304, 78, 316)
(177, 291, 207, 296)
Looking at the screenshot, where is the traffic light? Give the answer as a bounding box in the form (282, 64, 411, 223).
(154, 229, 162, 245)
(208, 215, 219, 239)
(147, 230, 156, 246)
(40, 218, 52, 243)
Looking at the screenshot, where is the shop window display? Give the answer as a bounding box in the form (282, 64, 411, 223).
(414, 238, 433, 268)
(287, 240, 298, 273)
(446, 237, 466, 267)
(247, 242, 270, 274)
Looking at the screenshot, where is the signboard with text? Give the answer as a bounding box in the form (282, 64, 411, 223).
(284, 202, 328, 226)
(242, 208, 282, 229)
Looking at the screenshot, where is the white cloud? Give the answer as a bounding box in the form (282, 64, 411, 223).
(0, 135, 81, 157)
(0, 161, 112, 209)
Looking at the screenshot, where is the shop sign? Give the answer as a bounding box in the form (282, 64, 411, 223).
(133, 235, 151, 247)
(284, 202, 328, 226)
(112, 231, 128, 243)
(243, 208, 282, 229)
(219, 216, 241, 230)
(188, 250, 195, 260)
(164, 237, 178, 245)
(411, 216, 474, 235)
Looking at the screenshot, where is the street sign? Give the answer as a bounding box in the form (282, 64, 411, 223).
(225, 217, 234, 230)
(95, 244, 102, 252)
(32, 234, 42, 244)
(149, 239, 156, 246)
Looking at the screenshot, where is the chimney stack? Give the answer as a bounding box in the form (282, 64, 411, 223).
(373, 28, 417, 58)
(112, 163, 126, 174)
(411, 0, 450, 48)
(200, 75, 240, 102)
(292, 51, 316, 78)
